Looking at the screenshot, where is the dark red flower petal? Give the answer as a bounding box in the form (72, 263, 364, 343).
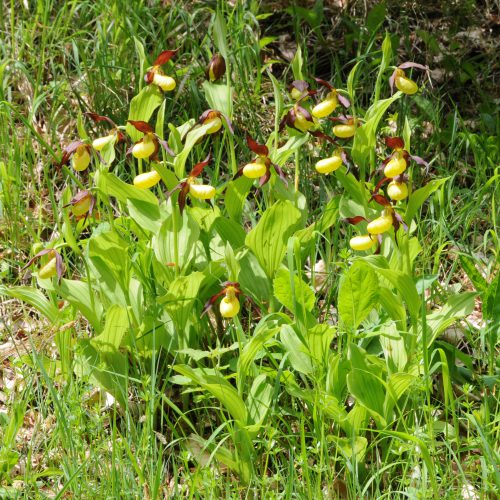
(153, 49, 178, 67)
(385, 137, 405, 150)
(127, 120, 154, 134)
(246, 135, 269, 157)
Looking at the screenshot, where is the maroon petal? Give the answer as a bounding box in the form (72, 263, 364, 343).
(85, 112, 116, 128)
(21, 249, 56, 271)
(153, 49, 178, 67)
(314, 77, 333, 90)
(220, 113, 234, 135)
(385, 137, 405, 150)
(201, 290, 226, 317)
(258, 170, 271, 187)
(246, 135, 269, 156)
(370, 194, 391, 206)
(127, 120, 154, 134)
(59, 140, 84, 166)
(343, 216, 367, 225)
(144, 70, 155, 84)
(374, 176, 390, 193)
(190, 153, 212, 178)
(272, 162, 288, 185)
(309, 130, 337, 145)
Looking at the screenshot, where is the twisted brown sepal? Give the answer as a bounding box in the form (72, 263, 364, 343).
(308, 130, 338, 145)
(343, 216, 367, 225)
(21, 249, 65, 282)
(370, 194, 391, 207)
(246, 135, 269, 157)
(385, 136, 405, 150)
(190, 154, 212, 178)
(85, 112, 117, 128)
(128, 120, 155, 134)
(153, 49, 178, 67)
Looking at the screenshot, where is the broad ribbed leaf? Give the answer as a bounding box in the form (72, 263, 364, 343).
(338, 261, 378, 329)
(246, 201, 301, 279)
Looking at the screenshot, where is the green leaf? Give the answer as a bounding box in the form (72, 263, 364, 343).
(271, 134, 309, 167)
(379, 322, 408, 372)
(173, 365, 247, 424)
(173, 121, 214, 178)
(126, 85, 164, 143)
(91, 305, 128, 350)
(291, 44, 303, 81)
(273, 268, 315, 314)
(152, 208, 200, 273)
(246, 374, 273, 427)
(384, 372, 416, 421)
(424, 292, 476, 347)
(87, 230, 130, 306)
(58, 279, 103, 333)
(347, 369, 386, 427)
(280, 324, 312, 374)
(237, 315, 284, 389)
(330, 436, 368, 462)
(213, 216, 246, 249)
(97, 171, 161, 233)
(364, 255, 420, 323)
(459, 254, 488, 292)
(484, 272, 499, 323)
(160, 272, 204, 334)
(366, 2, 386, 33)
(405, 178, 449, 224)
(213, 11, 228, 59)
(338, 261, 378, 329)
(352, 92, 402, 171)
(246, 201, 302, 279)
(202, 81, 232, 120)
(224, 176, 253, 222)
(0, 286, 59, 324)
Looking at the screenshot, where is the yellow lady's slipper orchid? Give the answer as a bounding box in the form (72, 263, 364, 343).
(243, 159, 267, 179)
(92, 134, 116, 151)
(72, 144, 91, 171)
(315, 151, 343, 174)
(188, 183, 216, 200)
(394, 68, 418, 95)
(387, 181, 408, 201)
(134, 170, 162, 189)
(384, 151, 407, 178)
(367, 210, 393, 235)
(349, 234, 377, 251)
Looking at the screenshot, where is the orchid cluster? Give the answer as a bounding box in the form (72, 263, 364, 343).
(26, 45, 431, 322)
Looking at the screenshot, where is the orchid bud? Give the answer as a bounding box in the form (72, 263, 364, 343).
(71, 145, 91, 172)
(387, 181, 408, 201)
(349, 234, 377, 251)
(92, 134, 116, 151)
(189, 183, 216, 200)
(134, 170, 162, 189)
(152, 73, 176, 91)
(384, 151, 407, 178)
(132, 134, 156, 159)
(206, 54, 226, 82)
